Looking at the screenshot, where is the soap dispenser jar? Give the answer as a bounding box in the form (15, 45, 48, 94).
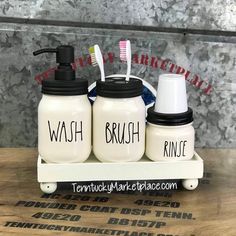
(34, 45, 91, 163)
(93, 76, 146, 162)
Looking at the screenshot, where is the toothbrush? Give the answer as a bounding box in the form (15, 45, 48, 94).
(119, 40, 131, 81)
(89, 44, 105, 82)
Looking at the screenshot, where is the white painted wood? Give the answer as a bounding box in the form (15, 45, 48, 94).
(38, 151, 203, 183)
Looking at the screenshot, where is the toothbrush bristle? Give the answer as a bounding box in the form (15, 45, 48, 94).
(90, 53, 98, 67)
(119, 40, 128, 62)
(119, 41, 127, 47)
(89, 46, 98, 67)
(89, 46, 95, 54)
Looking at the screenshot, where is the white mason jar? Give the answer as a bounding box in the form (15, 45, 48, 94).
(38, 79, 91, 163)
(145, 106, 194, 161)
(93, 76, 146, 162)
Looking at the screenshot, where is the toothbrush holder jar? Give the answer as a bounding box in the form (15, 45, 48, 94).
(93, 76, 146, 162)
(145, 106, 195, 161)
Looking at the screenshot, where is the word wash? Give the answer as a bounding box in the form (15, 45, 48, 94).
(48, 121, 83, 142)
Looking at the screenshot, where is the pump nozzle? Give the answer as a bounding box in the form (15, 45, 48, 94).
(33, 45, 75, 64)
(33, 45, 76, 80)
(33, 48, 57, 56)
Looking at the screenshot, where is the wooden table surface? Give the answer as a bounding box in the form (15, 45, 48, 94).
(0, 148, 235, 236)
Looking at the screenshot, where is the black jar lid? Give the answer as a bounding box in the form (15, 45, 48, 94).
(42, 78, 88, 95)
(96, 77, 143, 98)
(147, 106, 193, 126)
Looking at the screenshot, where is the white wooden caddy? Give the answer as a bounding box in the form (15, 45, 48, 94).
(38, 75, 203, 194)
(37, 151, 204, 193)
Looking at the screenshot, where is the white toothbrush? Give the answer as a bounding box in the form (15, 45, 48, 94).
(89, 44, 105, 81)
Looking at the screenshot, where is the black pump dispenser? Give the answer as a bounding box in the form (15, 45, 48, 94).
(33, 45, 88, 96)
(33, 45, 75, 81)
